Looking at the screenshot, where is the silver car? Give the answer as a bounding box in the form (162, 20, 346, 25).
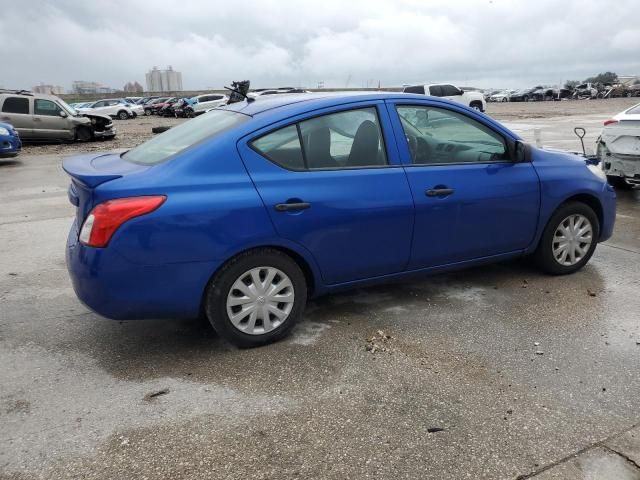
(0, 90, 115, 142)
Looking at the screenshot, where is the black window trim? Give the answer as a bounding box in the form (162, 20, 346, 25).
(248, 105, 395, 172)
(394, 103, 518, 167)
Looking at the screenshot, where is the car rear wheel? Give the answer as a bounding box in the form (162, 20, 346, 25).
(204, 249, 307, 347)
(117, 110, 129, 120)
(470, 101, 483, 111)
(534, 202, 599, 275)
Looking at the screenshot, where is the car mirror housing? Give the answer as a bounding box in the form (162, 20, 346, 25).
(59, 110, 68, 118)
(514, 140, 531, 163)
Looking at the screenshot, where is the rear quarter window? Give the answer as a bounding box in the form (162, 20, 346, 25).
(2, 97, 30, 114)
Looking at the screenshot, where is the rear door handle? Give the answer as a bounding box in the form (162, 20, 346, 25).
(425, 188, 455, 197)
(274, 202, 311, 212)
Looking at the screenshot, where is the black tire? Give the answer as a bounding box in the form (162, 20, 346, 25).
(75, 126, 92, 142)
(144, 109, 151, 116)
(117, 110, 129, 120)
(204, 249, 307, 347)
(523, 95, 529, 102)
(151, 126, 171, 134)
(533, 201, 600, 275)
(607, 176, 633, 190)
(470, 101, 483, 112)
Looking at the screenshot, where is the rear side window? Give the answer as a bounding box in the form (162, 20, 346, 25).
(34, 99, 62, 116)
(2, 97, 29, 114)
(123, 109, 248, 165)
(403, 86, 425, 95)
(251, 107, 387, 170)
(428, 86, 444, 97)
(252, 125, 304, 170)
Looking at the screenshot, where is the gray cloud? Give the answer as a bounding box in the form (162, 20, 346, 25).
(2, 0, 638, 91)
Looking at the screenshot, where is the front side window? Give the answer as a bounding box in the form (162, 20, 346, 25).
(2, 97, 29, 114)
(441, 84, 461, 96)
(397, 105, 508, 165)
(251, 107, 387, 171)
(123, 109, 248, 165)
(34, 99, 62, 116)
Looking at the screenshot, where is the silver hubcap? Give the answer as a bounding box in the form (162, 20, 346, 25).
(552, 214, 593, 266)
(226, 267, 295, 335)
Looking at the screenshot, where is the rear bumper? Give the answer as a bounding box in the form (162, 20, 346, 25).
(66, 221, 219, 320)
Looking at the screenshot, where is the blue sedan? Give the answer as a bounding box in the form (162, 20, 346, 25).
(64, 93, 616, 347)
(0, 122, 21, 158)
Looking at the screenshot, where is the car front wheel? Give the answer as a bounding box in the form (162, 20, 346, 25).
(534, 202, 599, 275)
(117, 110, 129, 120)
(204, 249, 307, 347)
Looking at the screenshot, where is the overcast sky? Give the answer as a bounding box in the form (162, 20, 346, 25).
(2, 0, 638, 91)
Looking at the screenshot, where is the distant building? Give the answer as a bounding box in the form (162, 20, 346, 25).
(145, 66, 183, 92)
(72, 81, 115, 94)
(32, 83, 64, 95)
(123, 81, 144, 93)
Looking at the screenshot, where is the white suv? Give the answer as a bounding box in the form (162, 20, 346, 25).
(190, 94, 228, 115)
(403, 84, 486, 112)
(78, 99, 135, 120)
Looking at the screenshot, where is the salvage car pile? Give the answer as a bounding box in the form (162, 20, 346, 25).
(486, 83, 640, 102)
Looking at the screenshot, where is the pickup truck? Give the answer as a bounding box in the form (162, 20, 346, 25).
(402, 84, 486, 112)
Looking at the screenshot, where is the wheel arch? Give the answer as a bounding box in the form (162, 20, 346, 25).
(560, 193, 603, 231)
(198, 244, 322, 317)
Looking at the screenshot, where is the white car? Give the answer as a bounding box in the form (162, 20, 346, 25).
(78, 99, 135, 120)
(489, 90, 515, 102)
(247, 88, 308, 99)
(190, 94, 228, 115)
(402, 84, 486, 112)
(597, 103, 640, 189)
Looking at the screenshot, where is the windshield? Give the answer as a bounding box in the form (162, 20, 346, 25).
(123, 109, 249, 165)
(58, 99, 79, 116)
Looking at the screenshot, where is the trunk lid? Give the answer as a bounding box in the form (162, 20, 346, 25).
(63, 152, 151, 226)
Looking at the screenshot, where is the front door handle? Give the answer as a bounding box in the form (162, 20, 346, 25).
(274, 202, 311, 212)
(0, 116, 9, 121)
(425, 188, 455, 197)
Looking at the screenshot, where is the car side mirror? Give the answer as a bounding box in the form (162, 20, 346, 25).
(458, 89, 464, 95)
(514, 141, 529, 162)
(59, 110, 68, 118)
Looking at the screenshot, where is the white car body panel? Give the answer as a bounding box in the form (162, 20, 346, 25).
(597, 103, 640, 186)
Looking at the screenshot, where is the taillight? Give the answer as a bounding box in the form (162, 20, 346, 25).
(603, 118, 618, 126)
(79, 196, 166, 247)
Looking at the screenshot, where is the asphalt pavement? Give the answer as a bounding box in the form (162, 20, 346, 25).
(1, 114, 640, 479)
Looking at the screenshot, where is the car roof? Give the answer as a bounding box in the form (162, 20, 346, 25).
(218, 91, 519, 142)
(222, 91, 437, 116)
